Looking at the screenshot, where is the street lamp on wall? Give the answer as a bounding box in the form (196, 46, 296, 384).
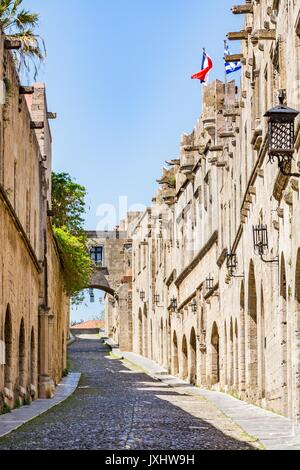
(190, 298, 197, 313)
(226, 252, 244, 279)
(252, 225, 279, 264)
(154, 294, 160, 306)
(170, 297, 177, 312)
(264, 91, 300, 177)
(226, 252, 237, 276)
(205, 275, 214, 293)
(140, 290, 145, 302)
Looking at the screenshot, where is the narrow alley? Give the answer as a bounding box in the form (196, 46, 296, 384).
(0, 337, 258, 450)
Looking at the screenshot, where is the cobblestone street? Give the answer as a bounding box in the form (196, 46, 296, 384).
(0, 336, 260, 450)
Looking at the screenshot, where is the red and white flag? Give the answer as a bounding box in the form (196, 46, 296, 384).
(191, 50, 213, 85)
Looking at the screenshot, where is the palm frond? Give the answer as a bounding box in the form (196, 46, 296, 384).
(0, 0, 45, 80)
(0, 0, 14, 18)
(11, 0, 22, 16)
(15, 9, 39, 29)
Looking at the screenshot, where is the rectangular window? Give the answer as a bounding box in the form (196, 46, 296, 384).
(90, 246, 103, 267)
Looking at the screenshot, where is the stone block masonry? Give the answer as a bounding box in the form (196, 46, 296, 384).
(108, 0, 300, 424)
(0, 31, 69, 407)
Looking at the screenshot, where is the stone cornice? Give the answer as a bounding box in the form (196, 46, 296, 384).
(166, 269, 177, 287)
(204, 282, 219, 301)
(175, 231, 218, 287)
(217, 248, 228, 268)
(0, 184, 41, 273)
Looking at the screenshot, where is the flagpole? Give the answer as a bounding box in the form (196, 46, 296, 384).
(201, 47, 206, 111)
(224, 40, 228, 132)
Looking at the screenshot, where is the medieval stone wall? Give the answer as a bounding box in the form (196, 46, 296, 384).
(0, 32, 69, 408)
(126, 0, 300, 421)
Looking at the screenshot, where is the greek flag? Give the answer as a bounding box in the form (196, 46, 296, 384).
(224, 41, 242, 75)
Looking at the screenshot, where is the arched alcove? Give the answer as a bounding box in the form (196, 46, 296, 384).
(260, 286, 266, 399)
(138, 309, 143, 355)
(248, 261, 258, 388)
(172, 331, 179, 376)
(229, 318, 234, 386)
(280, 254, 288, 414)
(211, 322, 220, 385)
(189, 328, 197, 385)
(4, 306, 12, 390)
(30, 328, 36, 387)
(234, 319, 239, 388)
(181, 335, 188, 380)
(224, 321, 228, 386)
(143, 304, 148, 358)
(160, 318, 164, 365)
(18, 319, 26, 389)
(240, 281, 246, 391)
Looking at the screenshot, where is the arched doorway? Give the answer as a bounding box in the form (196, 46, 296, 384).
(223, 321, 228, 386)
(150, 319, 153, 360)
(240, 281, 246, 391)
(229, 318, 234, 386)
(260, 286, 266, 399)
(143, 304, 148, 358)
(189, 328, 197, 385)
(294, 249, 300, 421)
(18, 319, 26, 389)
(160, 318, 164, 365)
(248, 260, 258, 390)
(280, 254, 288, 414)
(29, 328, 36, 387)
(166, 319, 171, 368)
(4, 306, 12, 390)
(138, 309, 143, 355)
(234, 319, 239, 388)
(211, 322, 220, 385)
(181, 335, 188, 380)
(172, 331, 179, 375)
(200, 308, 207, 385)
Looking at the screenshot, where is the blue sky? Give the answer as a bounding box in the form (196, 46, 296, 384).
(26, 0, 241, 230)
(25, 0, 242, 321)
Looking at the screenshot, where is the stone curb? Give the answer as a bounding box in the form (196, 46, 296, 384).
(0, 373, 81, 439)
(67, 333, 76, 346)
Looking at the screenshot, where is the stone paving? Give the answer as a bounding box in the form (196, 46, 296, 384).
(0, 373, 81, 439)
(113, 348, 300, 451)
(0, 335, 260, 450)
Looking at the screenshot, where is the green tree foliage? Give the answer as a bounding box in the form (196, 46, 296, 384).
(51, 172, 93, 304)
(53, 227, 93, 301)
(51, 172, 86, 237)
(0, 0, 46, 79)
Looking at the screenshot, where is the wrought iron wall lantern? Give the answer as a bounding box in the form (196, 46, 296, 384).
(264, 91, 300, 177)
(170, 297, 177, 312)
(190, 298, 197, 313)
(253, 225, 279, 264)
(89, 288, 95, 303)
(154, 294, 160, 306)
(226, 252, 244, 279)
(227, 252, 237, 274)
(205, 275, 214, 292)
(140, 290, 146, 302)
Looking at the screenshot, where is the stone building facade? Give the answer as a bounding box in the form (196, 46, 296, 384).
(0, 31, 69, 409)
(87, 213, 141, 351)
(115, 0, 300, 423)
